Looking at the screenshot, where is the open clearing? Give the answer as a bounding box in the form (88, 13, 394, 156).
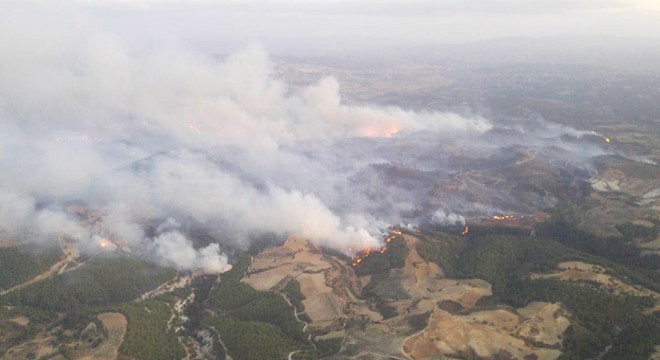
(0, 240, 16, 248)
(7, 316, 29, 327)
(242, 237, 361, 332)
(403, 302, 570, 360)
(79, 312, 127, 360)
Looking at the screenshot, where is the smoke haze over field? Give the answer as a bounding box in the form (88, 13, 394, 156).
(0, 4, 636, 272)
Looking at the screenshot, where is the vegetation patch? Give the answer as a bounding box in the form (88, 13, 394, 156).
(282, 279, 305, 313)
(203, 316, 298, 360)
(205, 254, 311, 359)
(352, 237, 408, 276)
(0, 243, 62, 290)
(1, 255, 175, 312)
(417, 224, 660, 359)
(116, 299, 185, 360)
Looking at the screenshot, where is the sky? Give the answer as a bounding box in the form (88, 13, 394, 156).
(3, 0, 660, 53)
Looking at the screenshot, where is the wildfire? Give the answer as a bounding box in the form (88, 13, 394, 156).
(98, 238, 111, 249)
(461, 225, 469, 235)
(96, 237, 116, 251)
(350, 228, 400, 267)
(604, 137, 611, 144)
(492, 214, 516, 221)
(360, 123, 400, 138)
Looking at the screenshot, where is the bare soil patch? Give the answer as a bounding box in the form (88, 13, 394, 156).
(8, 316, 29, 327)
(403, 305, 567, 360)
(79, 312, 127, 360)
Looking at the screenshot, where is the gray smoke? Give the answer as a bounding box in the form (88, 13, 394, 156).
(0, 8, 625, 273)
(0, 12, 494, 272)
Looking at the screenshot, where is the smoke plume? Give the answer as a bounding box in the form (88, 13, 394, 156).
(0, 12, 495, 272)
(431, 209, 466, 226)
(0, 9, 622, 272)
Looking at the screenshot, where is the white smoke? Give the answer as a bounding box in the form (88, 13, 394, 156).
(0, 9, 492, 272)
(0, 190, 89, 242)
(431, 209, 466, 226)
(1, 6, 621, 273)
(153, 231, 231, 273)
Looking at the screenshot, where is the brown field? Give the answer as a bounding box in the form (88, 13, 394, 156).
(639, 232, 660, 256)
(297, 272, 344, 330)
(516, 302, 571, 347)
(243, 238, 333, 291)
(79, 312, 127, 360)
(8, 316, 29, 327)
(651, 345, 660, 360)
(0, 240, 16, 248)
(242, 237, 364, 332)
(403, 303, 568, 360)
(391, 235, 491, 315)
(2, 330, 61, 360)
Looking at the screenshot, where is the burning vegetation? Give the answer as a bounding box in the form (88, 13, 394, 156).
(461, 225, 469, 235)
(351, 228, 401, 266)
(349, 228, 407, 274)
(492, 214, 516, 221)
(351, 246, 387, 267)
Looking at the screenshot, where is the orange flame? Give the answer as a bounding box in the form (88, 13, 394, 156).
(350, 228, 401, 267)
(461, 225, 469, 235)
(97, 238, 114, 250)
(492, 214, 516, 221)
(359, 123, 400, 138)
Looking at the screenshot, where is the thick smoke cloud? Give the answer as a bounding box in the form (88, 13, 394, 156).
(0, 12, 494, 272)
(1, 9, 627, 272)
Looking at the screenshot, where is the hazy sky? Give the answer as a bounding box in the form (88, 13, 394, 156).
(3, 0, 660, 53)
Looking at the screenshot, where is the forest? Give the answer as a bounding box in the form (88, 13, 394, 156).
(204, 253, 312, 359)
(1, 255, 175, 312)
(114, 298, 186, 360)
(0, 243, 62, 290)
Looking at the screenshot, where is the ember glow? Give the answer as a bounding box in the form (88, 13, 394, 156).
(604, 137, 611, 143)
(96, 238, 115, 250)
(461, 225, 469, 235)
(492, 214, 516, 221)
(360, 123, 400, 138)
